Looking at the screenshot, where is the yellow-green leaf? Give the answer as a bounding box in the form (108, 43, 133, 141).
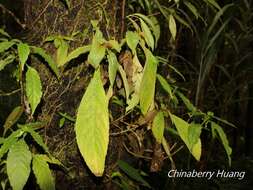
(126, 31, 139, 54)
(65, 45, 90, 63)
(7, 139, 32, 190)
(140, 19, 154, 50)
(32, 155, 55, 190)
(18, 43, 30, 70)
(188, 123, 202, 150)
(0, 41, 15, 53)
(211, 122, 232, 165)
(152, 111, 165, 143)
(168, 15, 177, 40)
(56, 39, 69, 67)
(88, 30, 106, 68)
(139, 49, 158, 114)
(32, 47, 60, 78)
(118, 64, 130, 101)
(107, 50, 118, 87)
(75, 69, 109, 176)
(3, 106, 23, 135)
(0, 54, 15, 71)
(25, 66, 42, 115)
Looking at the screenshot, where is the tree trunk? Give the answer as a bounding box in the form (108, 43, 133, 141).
(20, 0, 124, 189)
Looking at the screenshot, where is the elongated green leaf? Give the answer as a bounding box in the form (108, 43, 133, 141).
(65, 45, 90, 64)
(18, 43, 30, 70)
(150, 16, 160, 47)
(139, 49, 158, 114)
(118, 160, 151, 188)
(168, 15, 177, 40)
(88, 30, 106, 68)
(140, 19, 154, 50)
(176, 91, 197, 113)
(32, 47, 59, 78)
(0, 28, 10, 38)
(56, 39, 69, 67)
(184, 2, 199, 19)
(152, 111, 165, 143)
(188, 123, 202, 150)
(32, 155, 55, 190)
(157, 74, 173, 99)
(118, 64, 130, 101)
(0, 54, 15, 71)
(22, 125, 49, 153)
(0, 130, 23, 160)
(132, 13, 156, 34)
(0, 41, 15, 53)
(169, 113, 201, 160)
(26, 66, 42, 115)
(126, 31, 139, 54)
(3, 106, 23, 135)
(107, 50, 118, 87)
(75, 69, 109, 176)
(211, 122, 232, 165)
(204, 0, 221, 10)
(7, 139, 32, 190)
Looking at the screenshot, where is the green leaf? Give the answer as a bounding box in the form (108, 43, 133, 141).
(7, 139, 32, 190)
(75, 69, 109, 176)
(0, 41, 15, 53)
(0, 28, 10, 38)
(118, 160, 151, 188)
(140, 19, 154, 50)
(188, 123, 202, 150)
(88, 30, 106, 68)
(126, 31, 139, 54)
(65, 45, 90, 63)
(152, 111, 165, 143)
(139, 49, 158, 114)
(25, 66, 42, 115)
(3, 106, 23, 135)
(176, 91, 197, 113)
(132, 13, 156, 34)
(168, 15, 177, 40)
(150, 16, 160, 47)
(211, 122, 232, 165)
(56, 39, 69, 67)
(0, 130, 23, 160)
(204, 0, 221, 10)
(107, 40, 121, 52)
(118, 64, 130, 101)
(0, 54, 15, 71)
(22, 125, 49, 153)
(32, 155, 55, 190)
(18, 43, 30, 70)
(169, 113, 201, 160)
(107, 50, 118, 87)
(157, 74, 174, 100)
(32, 47, 60, 78)
(184, 2, 199, 19)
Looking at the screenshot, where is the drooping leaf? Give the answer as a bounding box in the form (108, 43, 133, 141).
(32, 47, 59, 78)
(0, 130, 23, 160)
(150, 16, 160, 47)
(3, 106, 23, 135)
(152, 111, 165, 143)
(132, 13, 156, 34)
(139, 49, 158, 114)
(204, 0, 221, 10)
(184, 2, 199, 19)
(188, 123, 202, 150)
(140, 19, 154, 50)
(0, 28, 10, 38)
(157, 74, 174, 100)
(211, 122, 232, 165)
(118, 64, 130, 101)
(56, 39, 69, 67)
(7, 139, 32, 190)
(0, 41, 15, 53)
(0, 54, 15, 71)
(126, 31, 139, 54)
(88, 30, 106, 68)
(75, 69, 109, 176)
(168, 15, 177, 40)
(176, 91, 197, 113)
(25, 66, 42, 115)
(32, 155, 55, 190)
(169, 113, 201, 160)
(22, 125, 49, 153)
(65, 45, 90, 63)
(17, 43, 30, 70)
(107, 50, 118, 87)
(118, 160, 151, 188)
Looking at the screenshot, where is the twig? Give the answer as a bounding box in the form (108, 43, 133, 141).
(0, 3, 25, 29)
(120, 0, 126, 39)
(123, 143, 152, 160)
(0, 89, 21, 96)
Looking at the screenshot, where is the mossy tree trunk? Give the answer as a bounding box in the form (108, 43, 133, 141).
(20, 0, 125, 189)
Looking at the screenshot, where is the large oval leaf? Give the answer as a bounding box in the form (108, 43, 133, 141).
(32, 155, 55, 190)
(126, 31, 139, 54)
(25, 66, 42, 115)
(75, 69, 109, 176)
(7, 139, 32, 190)
(139, 49, 158, 114)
